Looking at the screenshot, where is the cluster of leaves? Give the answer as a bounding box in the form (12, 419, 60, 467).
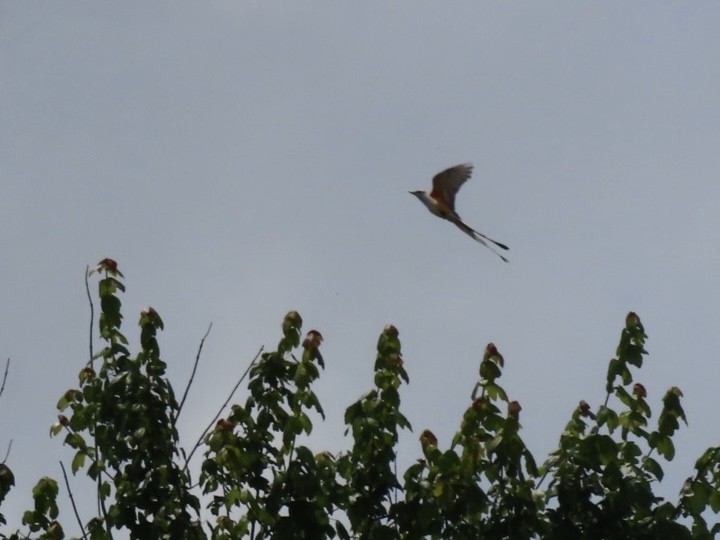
(199, 312, 331, 539)
(2, 260, 720, 539)
(539, 312, 713, 539)
(0, 359, 13, 529)
(0, 463, 12, 529)
(8, 259, 203, 539)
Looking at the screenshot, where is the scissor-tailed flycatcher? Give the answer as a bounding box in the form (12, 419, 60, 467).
(410, 163, 509, 262)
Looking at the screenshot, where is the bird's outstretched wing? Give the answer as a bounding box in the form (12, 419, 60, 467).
(430, 163, 473, 211)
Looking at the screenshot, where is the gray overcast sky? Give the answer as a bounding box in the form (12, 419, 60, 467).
(2, 2, 720, 533)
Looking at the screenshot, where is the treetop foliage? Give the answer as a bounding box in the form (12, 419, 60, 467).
(1, 259, 720, 539)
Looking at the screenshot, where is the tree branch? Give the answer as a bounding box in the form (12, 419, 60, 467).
(182, 345, 263, 472)
(59, 461, 88, 539)
(84, 266, 95, 366)
(0, 358, 11, 464)
(174, 322, 213, 427)
(2, 440, 12, 464)
(0, 358, 8, 398)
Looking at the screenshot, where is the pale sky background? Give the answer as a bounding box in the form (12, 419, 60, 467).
(2, 2, 720, 535)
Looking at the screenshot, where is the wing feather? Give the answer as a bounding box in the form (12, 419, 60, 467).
(430, 163, 473, 211)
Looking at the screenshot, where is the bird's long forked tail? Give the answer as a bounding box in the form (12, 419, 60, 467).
(452, 219, 510, 263)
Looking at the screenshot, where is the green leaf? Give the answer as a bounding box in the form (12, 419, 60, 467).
(72, 451, 86, 474)
(658, 413, 680, 438)
(684, 481, 710, 514)
(484, 382, 508, 402)
(709, 490, 720, 513)
(298, 411, 313, 434)
(283, 416, 303, 445)
(64, 432, 87, 451)
(619, 410, 647, 434)
(294, 362, 309, 387)
(621, 441, 642, 460)
(653, 434, 675, 460)
(615, 386, 633, 407)
(606, 356, 633, 388)
(438, 450, 460, 471)
(293, 445, 314, 465)
(695, 447, 720, 471)
(21, 510, 35, 527)
(479, 360, 501, 381)
(596, 405, 619, 431)
(642, 456, 664, 481)
(524, 448, 539, 476)
(99, 480, 111, 499)
(622, 346, 645, 368)
(596, 435, 618, 465)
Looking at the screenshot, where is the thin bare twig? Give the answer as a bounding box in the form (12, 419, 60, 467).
(84, 266, 95, 366)
(0, 360, 10, 467)
(174, 323, 213, 427)
(182, 345, 264, 472)
(59, 461, 88, 539)
(2, 440, 12, 463)
(0, 358, 9, 398)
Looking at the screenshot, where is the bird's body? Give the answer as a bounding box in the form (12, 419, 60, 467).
(410, 163, 509, 262)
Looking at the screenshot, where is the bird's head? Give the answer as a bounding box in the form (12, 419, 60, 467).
(410, 189, 442, 216)
(410, 190, 433, 206)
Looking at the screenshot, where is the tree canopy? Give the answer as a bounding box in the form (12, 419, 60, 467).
(1, 259, 720, 539)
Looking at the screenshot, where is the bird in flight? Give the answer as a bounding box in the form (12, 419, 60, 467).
(410, 163, 509, 262)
